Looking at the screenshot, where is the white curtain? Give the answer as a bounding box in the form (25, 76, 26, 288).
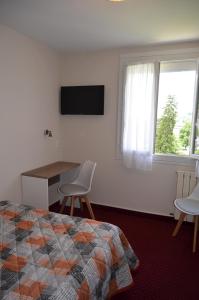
(122, 63, 155, 170)
(195, 160, 199, 178)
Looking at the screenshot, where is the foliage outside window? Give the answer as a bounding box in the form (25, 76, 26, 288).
(155, 95, 178, 154)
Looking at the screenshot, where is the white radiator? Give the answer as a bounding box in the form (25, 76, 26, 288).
(175, 170, 197, 220)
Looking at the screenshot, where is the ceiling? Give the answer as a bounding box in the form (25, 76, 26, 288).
(0, 0, 199, 52)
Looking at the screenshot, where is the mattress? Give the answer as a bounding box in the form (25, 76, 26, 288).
(0, 201, 139, 299)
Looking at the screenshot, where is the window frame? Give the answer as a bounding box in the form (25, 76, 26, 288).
(117, 48, 199, 166)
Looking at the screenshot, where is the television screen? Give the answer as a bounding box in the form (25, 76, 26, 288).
(60, 85, 104, 115)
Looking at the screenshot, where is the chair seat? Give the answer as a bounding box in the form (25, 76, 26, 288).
(59, 183, 87, 196)
(174, 198, 199, 215)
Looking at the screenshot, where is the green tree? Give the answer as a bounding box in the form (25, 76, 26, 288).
(155, 95, 178, 154)
(179, 120, 191, 149)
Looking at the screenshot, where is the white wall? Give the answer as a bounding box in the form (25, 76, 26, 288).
(60, 44, 199, 216)
(0, 25, 61, 203)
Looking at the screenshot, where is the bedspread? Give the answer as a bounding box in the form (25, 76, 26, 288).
(0, 201, 139, 300)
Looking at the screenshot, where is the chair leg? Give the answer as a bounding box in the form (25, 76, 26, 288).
(193, 216, 199, 253)
(84, 196, 95, 220)
(172, 212, 186, 237)
(70, 196, 75, 216)
(60, 196, 68, 214)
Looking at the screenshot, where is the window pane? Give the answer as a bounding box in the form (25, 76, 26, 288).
(155, 60, 197, 156)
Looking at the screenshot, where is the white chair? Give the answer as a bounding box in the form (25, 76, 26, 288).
(58, 160, 96, 219)
(172, 181, 199, 253)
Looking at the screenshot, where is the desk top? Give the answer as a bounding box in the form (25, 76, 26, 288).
(22, 161, 80, 179)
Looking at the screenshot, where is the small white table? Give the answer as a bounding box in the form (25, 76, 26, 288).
(21, 161, 80, 209)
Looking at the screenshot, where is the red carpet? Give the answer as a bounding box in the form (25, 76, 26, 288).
(50, 202, 199, 300)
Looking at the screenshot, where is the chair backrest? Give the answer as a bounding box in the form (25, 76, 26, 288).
(187, 181, 199, 201)
(74, 160, 96, 192)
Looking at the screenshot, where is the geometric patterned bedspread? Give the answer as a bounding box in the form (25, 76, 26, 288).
(0, 201, 139, 300)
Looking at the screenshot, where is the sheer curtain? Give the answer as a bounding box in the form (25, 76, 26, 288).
(122, 63, 156, 170)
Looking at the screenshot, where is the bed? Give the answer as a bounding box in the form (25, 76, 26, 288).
(0, 201, 139, 299)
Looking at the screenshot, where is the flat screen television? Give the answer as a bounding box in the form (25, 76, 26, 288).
(60, 85, 104, 115)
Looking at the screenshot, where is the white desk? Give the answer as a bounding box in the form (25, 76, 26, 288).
(21, 161, 80, 209)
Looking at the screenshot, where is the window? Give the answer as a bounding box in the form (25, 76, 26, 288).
(155, 60, 197, 156)
(118, 50, 199, 169)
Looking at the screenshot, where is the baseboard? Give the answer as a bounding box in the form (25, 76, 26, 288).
(50, 200, 173, 222)
(91, 202, 173, 221)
